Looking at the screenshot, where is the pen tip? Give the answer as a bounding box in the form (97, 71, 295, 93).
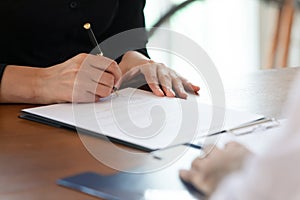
(83, 23, 91, 30)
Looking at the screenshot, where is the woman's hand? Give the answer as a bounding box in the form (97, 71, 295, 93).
(179, 142, 252, 196)
(38, 53, 122, 103)
(119, 51, 200, 99)
(0, 53, 122, 104)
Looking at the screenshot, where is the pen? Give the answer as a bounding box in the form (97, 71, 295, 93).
(83, 22, 118, 94)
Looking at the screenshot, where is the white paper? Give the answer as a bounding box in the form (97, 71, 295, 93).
(22, 88, 263, 150)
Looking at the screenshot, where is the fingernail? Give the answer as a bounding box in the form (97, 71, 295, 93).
(181, 92, 188, 99)
(193, 85, 200, 91)
(157, 88, 165, 96)
(168, 88, 176, 96)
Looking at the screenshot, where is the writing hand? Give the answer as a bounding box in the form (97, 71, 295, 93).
(39, 53, 121, 103)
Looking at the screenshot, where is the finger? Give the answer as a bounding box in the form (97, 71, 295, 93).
(180, 77, 200, 94)
(191, 157, 205, 170)
(72, 90, 98, 103)
(94, 95, 100, 102)
(85, 80, 113, 98)
(142, 65, 164, 97)
(95, 72, 115, 88)
(95, 83, 113, 98)
(202, 144, 219, 157)
(179, 169, 192, 182)
(191, 84, 201, 92)
(157, 65, 175, 97)
(179, 169, 206, 193)
(85, 66, 115, 88)
(170, 72, 188, 99)
(224, 141, 242, 149)
(80, 67, 115, 93)
(106, 61, 122, 85)
(225, 142, 252, 156)
(87, 55, 122, 85)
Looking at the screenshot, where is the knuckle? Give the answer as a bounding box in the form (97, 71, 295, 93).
(149, 75, 158, 81)
(190, 175, 201, 186)
(74, 63, 82, 70)
(157, 62, 165, 67)
(205, 144, 215, 151)
(105, 77, 115, 87)
(76, 53, 88, 62)
(108, 61, 121, 76)
(191, 159, 202, 170)
(108, 60, 118, 70)
(172, 77, 182, 84)
(110, 60, 118, 67)
(162, 74, 171, 81)
(69, 64, 80, 74)
(107, 72, 115, 80)
(98, 86, 112, 97)
(205, 146, 219, 156)
(170, 71, 178, 77)
(104, 88, 112, 97)
(226, 141, 240, 148)
(102, 73, 114, 83)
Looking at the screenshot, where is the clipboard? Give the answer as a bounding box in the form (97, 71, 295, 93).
(20, 88, 265, 152)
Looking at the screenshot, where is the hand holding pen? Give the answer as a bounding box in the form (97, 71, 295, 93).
(38, 52, 121, 103)
(83, 23, 120, 95)
(31, 23, 122, 103)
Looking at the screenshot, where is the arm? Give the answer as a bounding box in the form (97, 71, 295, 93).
(0, 54, 121, 104)
(0, 65, 44, 103)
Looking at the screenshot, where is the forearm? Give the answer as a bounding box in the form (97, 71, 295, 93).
(119, 51, 152, 75)
(0, 65, 44, 103)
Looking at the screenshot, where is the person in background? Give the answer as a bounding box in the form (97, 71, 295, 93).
(180, 73, 300, 199)
(0, 0, 199, 104)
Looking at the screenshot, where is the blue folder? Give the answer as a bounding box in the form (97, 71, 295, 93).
(57, 170, 204, 200)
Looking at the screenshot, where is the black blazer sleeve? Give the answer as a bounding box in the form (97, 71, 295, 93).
(0, 64, 7, 83)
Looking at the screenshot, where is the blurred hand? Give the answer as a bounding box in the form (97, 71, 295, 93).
(121, 60, 200, 99)
(38, 53, 122, 103)
(179, 142, 252, 196)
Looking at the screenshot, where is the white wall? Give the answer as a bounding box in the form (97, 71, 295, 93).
(145, 0, 260, 78)
(145, 0, 300, 74)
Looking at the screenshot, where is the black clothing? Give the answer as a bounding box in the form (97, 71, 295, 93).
(0, 0, 148, 69)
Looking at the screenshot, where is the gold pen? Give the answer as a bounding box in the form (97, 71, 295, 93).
(83, 22, 118, 94)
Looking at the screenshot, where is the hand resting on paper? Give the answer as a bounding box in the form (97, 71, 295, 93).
(119, 51, 200, 99)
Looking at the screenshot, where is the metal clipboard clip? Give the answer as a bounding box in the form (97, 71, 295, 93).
(227, 118, 280, 136)
(150, 118, 281, 159)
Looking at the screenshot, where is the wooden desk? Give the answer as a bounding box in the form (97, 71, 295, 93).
(223, 67, 299, 118)
(0, 67, 299, 200)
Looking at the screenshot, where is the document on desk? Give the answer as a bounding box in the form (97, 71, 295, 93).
(20, 88, 263, 151)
